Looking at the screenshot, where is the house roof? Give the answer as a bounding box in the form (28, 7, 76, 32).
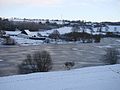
(21, 30, 31, 35)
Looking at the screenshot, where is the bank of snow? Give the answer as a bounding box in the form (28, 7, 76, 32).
(0, 64, 120, 90)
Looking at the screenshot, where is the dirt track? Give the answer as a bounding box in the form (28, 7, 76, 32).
(0, 38, 120, 76)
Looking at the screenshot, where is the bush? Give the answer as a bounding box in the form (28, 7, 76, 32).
(19, 50, 52, 74)
(64, 61, 75, 70)
(0, 30, 6, 37)
(102, 48, 119, 65)
(94, 35, 101, 43)
(2, 36, 16, 45)
(49, 30, 60, 41)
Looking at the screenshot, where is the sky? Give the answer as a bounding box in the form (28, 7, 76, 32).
(0, 0, 120, 22)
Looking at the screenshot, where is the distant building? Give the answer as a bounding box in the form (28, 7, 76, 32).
(20, 30, 46, 40)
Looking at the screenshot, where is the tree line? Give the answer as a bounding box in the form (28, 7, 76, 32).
(0, 17, 61, 31)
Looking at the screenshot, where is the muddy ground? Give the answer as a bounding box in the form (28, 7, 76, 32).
(0, 38, 120, 76)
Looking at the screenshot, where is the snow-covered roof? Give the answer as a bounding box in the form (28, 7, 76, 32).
(24, 30, 31, 35)
(0, 64, 120, 90)
(21, 30, 38, 37)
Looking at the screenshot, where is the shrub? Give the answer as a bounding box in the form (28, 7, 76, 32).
(2, 36, 16, 45)
(19, 50, 52, 74)
(94, 35, 101, 43)
(64, 61, 75, 70)
(49, 30, 60, 41)
(63, 32, 93, 42)
(102, 48, 119, 65)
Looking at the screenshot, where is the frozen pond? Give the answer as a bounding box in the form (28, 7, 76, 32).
(0, 38, 120, 76)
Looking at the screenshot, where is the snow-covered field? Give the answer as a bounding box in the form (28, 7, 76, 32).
(0, 64, 120, 90)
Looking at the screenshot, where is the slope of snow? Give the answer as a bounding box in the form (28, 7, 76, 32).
(5, 25, 120, 37)
(39, 25, 120, 36)
(107, 25, 120, 32)
(0, 64, 120, 90)
(39, 27, 72, 36)
(97, 25, 120, 33)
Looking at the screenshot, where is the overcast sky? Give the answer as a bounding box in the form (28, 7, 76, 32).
(0, 0, 120, 21)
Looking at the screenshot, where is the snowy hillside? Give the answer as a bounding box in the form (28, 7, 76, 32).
(39, 25, 120, 36)
(0, 64, 120, 90)
(102, 25, 120, 32)
(5, 25, 120, 37)
(40, 26, 72, 36)
(5, 25, 120, 36)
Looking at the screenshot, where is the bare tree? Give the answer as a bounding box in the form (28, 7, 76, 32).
(102, 48, 119, 65)
(49, 30, 60, 43)
(19, 50, 52, 74)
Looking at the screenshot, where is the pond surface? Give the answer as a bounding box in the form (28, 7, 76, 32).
(0, 38, 120, 76)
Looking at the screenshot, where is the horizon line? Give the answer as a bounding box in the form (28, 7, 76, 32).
(1, 16, 120, 22)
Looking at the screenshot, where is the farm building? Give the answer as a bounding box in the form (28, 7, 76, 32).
(21, 30, 31, 35)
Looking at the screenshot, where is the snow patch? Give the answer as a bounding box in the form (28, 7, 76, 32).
(96, 45, 112, 48)
(116, 40, 120, 42)
(0, 59, 3, 62)
(39, 27, 72, 36)
(0, 64, 120, 90)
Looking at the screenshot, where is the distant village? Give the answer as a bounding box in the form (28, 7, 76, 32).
(0, 17, 120, 45)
